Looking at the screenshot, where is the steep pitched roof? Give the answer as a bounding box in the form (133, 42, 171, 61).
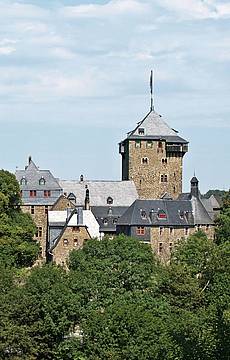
(16, 160, 62, 191)
(59, 180, 138, 207)
(125, 110, 188, 144)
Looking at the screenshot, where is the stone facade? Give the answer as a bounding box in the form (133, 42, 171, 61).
(51, 225, 90, 266)
(51, 195, 75, 211)
(150, 225, 215, 261)
(127, 139, 183, 199)
(21, 204, 51, 261)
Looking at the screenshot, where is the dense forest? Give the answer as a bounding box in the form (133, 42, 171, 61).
(0, 170, 229, 360)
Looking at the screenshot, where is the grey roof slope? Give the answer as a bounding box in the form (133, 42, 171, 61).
(118, 197, 214, 227)
(16, 160, 62, 191)
(125, 110, 188, 143)
(59, 180, 138, 207)
(191, 196, 214, 225)
(91, 206, 128, 232)
(118, 199, 194, 226)
(178, 193, 221, 221)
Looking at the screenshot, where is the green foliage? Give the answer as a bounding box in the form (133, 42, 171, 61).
(0, 170, 39, 268)
(0, 213, 229, 359)
(0, 170, 21, 209)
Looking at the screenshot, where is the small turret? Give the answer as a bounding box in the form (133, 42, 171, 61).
(190, 176, 199, 198)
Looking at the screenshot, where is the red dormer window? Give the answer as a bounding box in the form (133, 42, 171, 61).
(44, 190, 51, 197)
(30, 190, 37, 197)
(158, 210, 167, 219)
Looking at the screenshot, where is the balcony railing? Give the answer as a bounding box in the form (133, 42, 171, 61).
(166, 144, 188, 153)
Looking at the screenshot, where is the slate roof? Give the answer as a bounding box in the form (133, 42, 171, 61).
(16, 160, 62, 191)
(118, 197, 214, 227)
(16, 159, 62, 205)
(59, 180, 138, 207)
(178, 192, 221, 221)
(91, 206, 128, 232)
(123, 110, 188, 144)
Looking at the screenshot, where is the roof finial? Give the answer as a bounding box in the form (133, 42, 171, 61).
(150, 69, 154, 111)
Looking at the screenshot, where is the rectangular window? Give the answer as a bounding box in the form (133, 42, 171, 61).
(31, 205, 35, 215)
(74, 239, 78, 247)
(44, 205, 49, 215)
(169, 243, 173, 253)
(158, 242, 163, 254)
(44, 190, 51, 197)
(159, 227, 163, 235)
(169, 227, 173, 235)
(36, 227, 42, 238)
(185, 228, 189, 236)
(160, 174, 168, 183)
(63, 239, 69, 246)
(135, 140, 141, 148)
(146, 141, 153, 148)
(30, 190, 37, 197)
(136, 226, 145, 235)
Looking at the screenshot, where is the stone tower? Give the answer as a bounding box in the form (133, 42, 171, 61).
(119, 78, 188, 199)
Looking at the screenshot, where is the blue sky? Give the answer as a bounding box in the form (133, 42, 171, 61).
(0, 0, 229, 193)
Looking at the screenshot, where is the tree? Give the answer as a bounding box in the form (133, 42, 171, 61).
(0, 170, 39, 268)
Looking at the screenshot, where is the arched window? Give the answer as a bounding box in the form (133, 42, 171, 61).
(39, 177, 46, 185)
(20, 177, 27, 185)
(107, 197, 113, 205)
(142, 157, 149, 165)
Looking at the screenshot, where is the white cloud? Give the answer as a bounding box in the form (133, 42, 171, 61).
(61, 0, 148, 18)
(0, 46, 16, 55)
(0, 2, 49, 19)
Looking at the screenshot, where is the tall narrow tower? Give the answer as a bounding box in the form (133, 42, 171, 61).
(119, 73, 188, 199)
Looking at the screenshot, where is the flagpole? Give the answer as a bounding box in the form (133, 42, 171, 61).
(150, 69, 154, 111)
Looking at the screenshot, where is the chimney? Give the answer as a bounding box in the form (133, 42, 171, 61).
(190, 176, 199, 198)
(85, 188, 90, 210)
(28, 156, 32, 164)
(77, 207, 83, 225)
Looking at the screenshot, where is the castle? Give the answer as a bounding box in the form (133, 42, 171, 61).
(15, 76, 220, 264)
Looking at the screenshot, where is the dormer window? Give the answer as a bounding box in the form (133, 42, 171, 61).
(140, 210, 147, 219)
(158, 210, 167, 220)
(20, 177, 27, 185)
(179, 210, 184, 220)
(39, 177, 46, 185)
(103, 218, 108, 226)
(138, 128, 145, 135)
(107, 197, 113, 205)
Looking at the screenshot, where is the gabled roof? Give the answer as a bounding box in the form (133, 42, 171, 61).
(124, 110, 188, 144)
(59, 180, 138, 207)
(16, 159, 62, 191)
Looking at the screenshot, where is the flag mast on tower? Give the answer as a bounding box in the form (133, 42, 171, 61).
(150, 69, 154, 111)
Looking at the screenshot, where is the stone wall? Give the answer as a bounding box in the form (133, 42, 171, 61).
(51, 196, 75, 211)
(52, 226, 90, 266)
(21, 205, 51, 261)
(150, 225, 215, 261)
(127, 140, 184, 199)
